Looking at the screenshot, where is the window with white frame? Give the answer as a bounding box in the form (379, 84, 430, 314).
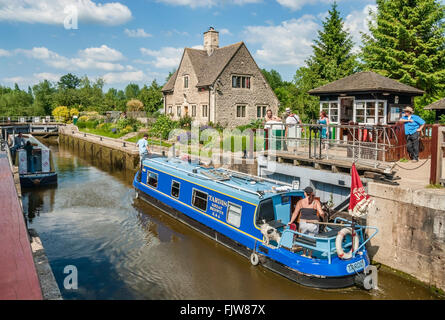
(184, 75, 189, 89)
(168, 105, 172, 115)
(191, 105, 196, 117)
(355, 101, 386, 124)
(177, 105, 181, 117)
(226, 202, 242, 227)
(321, 101, 339, 123)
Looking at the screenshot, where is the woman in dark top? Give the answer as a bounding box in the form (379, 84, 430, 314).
(288, 186, 324, 237)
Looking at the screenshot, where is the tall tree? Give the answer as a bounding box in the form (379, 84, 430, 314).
(361, 0, 445, 121)
(308, 1, 358, 84)
(58, 73, 81, 90)
(32, 80, 55, 115)
(125, 83, 140, 100)
(138, 80, 163, 114)
(294, 2, 358, 120)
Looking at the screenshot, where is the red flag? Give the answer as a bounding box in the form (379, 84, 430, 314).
(349, 163, 373, 217)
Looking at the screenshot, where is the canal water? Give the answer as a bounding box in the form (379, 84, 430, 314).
(22, 141, 441, 300)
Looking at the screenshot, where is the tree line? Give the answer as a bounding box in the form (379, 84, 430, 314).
(0, 73, 164, 117)
(1, 0, 444, 123)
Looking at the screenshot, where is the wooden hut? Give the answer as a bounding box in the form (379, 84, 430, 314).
(424, 98, 445, 122)
(308, 71, 424, 127)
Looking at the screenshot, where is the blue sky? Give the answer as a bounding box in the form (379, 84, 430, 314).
(0, 0, 385, 90)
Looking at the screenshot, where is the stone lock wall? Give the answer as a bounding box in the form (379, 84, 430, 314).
(366, 182, 445, 291)
(59, 134, 140, 172)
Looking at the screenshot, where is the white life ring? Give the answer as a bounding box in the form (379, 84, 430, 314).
(336, 228, 359, 260)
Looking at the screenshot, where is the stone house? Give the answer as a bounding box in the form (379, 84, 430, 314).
(162, 27, 279, 128)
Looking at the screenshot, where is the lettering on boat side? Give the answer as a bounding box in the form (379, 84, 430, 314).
(208, 195, 228, 219)
(179, 304, 266, 317)
(346, 259, 365, 274)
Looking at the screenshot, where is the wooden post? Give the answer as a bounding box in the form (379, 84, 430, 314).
(430, 124, 440, 184)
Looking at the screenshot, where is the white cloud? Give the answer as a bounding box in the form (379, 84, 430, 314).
(220, 28, 232, 36)
(156, 0, 261, 8)
(0, 48, 11, 57)
(102, 70, 145, 84)
(16, 45, 126, 71)
(2, 72, 61, 85)
(78, 45, 124, 62)
(0, 0, 132, 26)
(124, 28, 152, 38)
(243, 15, 320, 66)
(276, 0, 327, 11)
(344, 4, 377, 52)
(140, 47, 183, 69)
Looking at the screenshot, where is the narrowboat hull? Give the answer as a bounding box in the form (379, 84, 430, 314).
(134, 175, 364, 290)
(20, 172, 58, 188)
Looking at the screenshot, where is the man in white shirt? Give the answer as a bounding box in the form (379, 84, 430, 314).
(285, 108, 302, 151)
(136, 133, 151, 163)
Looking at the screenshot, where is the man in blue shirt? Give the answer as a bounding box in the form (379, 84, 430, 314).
(399, 106, 425, 162)
(136, 133, 150, 163)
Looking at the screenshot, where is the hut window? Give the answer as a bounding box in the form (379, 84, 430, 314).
(355, 101, 386, 124)
(192, 189, 208, 211)
(177, 106, 181, 117)
(184, 76, 189, 89)
(227, 202, 242, 228)
(171, 180, 180, 198)
(191, 105, 196, 117)
(147, 172, 158, 188)
(320, 102, 339, 123)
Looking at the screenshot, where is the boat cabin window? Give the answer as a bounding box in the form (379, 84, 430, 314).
(226, 202, 242, 228)
(256, 198, 275, 225)
(171, 180, 180, 198)
(147, 172, 158, 188)
(192, 189, 208, 211)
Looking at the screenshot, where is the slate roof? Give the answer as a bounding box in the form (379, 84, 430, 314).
(424, 97, 445, 110)
(308, 71, 424, 96)
(162, 42, 244, 92)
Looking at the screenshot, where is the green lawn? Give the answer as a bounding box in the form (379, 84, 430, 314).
(127, 133, 172, 147)
(79, 127, 128, 139)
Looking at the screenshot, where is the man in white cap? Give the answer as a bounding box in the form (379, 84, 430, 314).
(399, 106, 425, 162)
(285, 107, 302, 152)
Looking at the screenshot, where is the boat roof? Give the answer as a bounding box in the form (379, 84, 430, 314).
(142, 156, 302, 204)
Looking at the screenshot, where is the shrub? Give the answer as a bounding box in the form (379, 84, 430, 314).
(52, 106, 70, 122)
(126, 99, 144, 112)
(150, 115, 178, 140)
(70, 108, 80, 118)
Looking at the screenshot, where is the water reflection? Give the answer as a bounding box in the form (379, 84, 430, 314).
(22, 141, 442, 300)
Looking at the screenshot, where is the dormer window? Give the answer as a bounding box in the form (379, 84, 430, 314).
(232, 75, 250, 89)
(184, 76, 189, 89)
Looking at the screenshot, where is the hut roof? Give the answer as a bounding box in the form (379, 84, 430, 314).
(424, 98, 445, 110)
(308, 71, 424, 96)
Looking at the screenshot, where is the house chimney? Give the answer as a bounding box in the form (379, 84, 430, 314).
(203, 27, 219, 56)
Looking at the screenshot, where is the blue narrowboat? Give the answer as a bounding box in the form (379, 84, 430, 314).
(133, 156, 379, 290)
